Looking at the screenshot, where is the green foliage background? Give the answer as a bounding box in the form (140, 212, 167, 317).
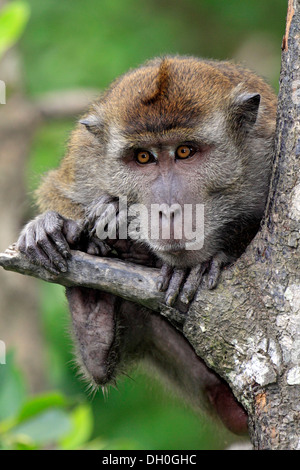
(0, 0, 286, 450)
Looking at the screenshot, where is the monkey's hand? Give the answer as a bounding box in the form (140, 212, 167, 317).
(157, 254, 226, 308)
(84, 196, 157, 266)
(85, 195, 127, 240)
(17, 211, 83, 275)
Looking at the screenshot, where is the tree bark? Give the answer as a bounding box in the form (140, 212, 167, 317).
(0, 0, 299, 450)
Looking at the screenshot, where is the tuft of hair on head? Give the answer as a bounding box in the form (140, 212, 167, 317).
(142, 57, 170, 105)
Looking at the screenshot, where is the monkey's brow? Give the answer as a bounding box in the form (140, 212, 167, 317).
(122, 127, 199, 145)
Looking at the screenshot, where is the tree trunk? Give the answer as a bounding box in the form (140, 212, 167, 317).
(186, 1, 300, 448)
(0, 0, 299, 449)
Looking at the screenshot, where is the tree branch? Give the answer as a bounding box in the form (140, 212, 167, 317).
(0, 245, 185, 325)
(35, 89, 100, 120)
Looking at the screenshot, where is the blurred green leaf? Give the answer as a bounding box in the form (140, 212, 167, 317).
(0, 1, 30, 58)
(12, 408, 71, 445)
(17, 391, 68, 423)
(0, 351, 26, 423)
(59, 403, 93, 449)
(104, 437, 145, 451)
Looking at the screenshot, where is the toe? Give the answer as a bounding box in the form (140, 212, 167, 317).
(180, 264, 206, 304)
(165, 268, 186, 306)
(157, 264, 173, 292)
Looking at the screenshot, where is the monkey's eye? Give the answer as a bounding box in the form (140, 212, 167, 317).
(175, 145, 196, 160)
(135, 150, 154, 164)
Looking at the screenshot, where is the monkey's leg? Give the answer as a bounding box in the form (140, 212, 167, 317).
(66, 287, 121, 386)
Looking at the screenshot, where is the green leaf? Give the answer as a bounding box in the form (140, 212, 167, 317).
(0, 1, 30, 58)
(12, 408, 71, 445)
(59, 403, 93, 450)
(0, 351, 26, 422)
(16, 391, 69, 424)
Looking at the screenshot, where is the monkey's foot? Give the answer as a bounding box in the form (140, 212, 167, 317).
(157, 257, 224, 308)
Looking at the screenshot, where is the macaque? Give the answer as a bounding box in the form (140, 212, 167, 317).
(17, 56, 277, 434)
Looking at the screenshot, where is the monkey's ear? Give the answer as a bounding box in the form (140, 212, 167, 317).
(230, 92, 261, 128)
(79, 114, 102, 134)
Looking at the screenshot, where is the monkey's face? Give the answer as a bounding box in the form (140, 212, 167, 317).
(78, 57, 275, 267)
(104, 124, 248, 268)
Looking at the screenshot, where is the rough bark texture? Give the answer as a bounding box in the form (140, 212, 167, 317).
(0, 1, 299, 449)
(183, 1, 300, 449)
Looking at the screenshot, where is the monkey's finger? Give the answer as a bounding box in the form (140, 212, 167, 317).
(35, 226, 68, 272)
(22, 226, 61, 274)
(46, 228, 71, 260)
(33, 244, 61, 275)
(86, 238, 111, 256)
(207, 258, 223, 290)
(88, 200, 118, 235)
(165, 268, 187, 306)
(17, 218, 61, 273)
(85, 240, 100, 255)
(157, 264, 173, 292)
(38, 211, 71, 260)
(116, 209, 128, 238)
(16, 231, 26, 254)
(63, 219, 83, 246)
(180, 264, 206, 304)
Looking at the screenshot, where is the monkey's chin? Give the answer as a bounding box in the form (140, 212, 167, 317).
(150, 242, 209, 268)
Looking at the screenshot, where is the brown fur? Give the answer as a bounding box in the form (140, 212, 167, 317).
(26, 57, 277, 434)
(37, 56, 276, 221)
(36, 56, 276, 270)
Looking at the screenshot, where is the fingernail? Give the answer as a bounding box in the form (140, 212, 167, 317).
(48, 267, 60, 276)
(166, 294, 174, 306)
(58, 263, 67, 272)
(181, 294, 189, 304)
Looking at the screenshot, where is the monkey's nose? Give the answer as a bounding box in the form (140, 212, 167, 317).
(158, 207, 183, 240)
